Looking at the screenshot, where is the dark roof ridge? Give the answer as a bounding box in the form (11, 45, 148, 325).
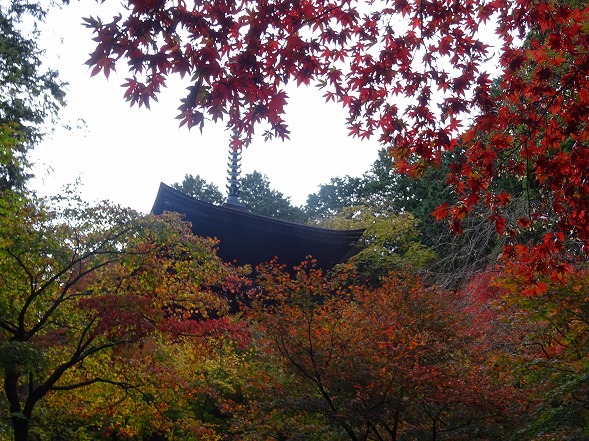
(153, 183, 364, 235)
(151, 182, 364, 269)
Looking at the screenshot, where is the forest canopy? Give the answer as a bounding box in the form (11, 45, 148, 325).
(2, 0, 589, 439)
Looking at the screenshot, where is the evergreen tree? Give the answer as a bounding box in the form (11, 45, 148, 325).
(0, 0, 66, 191)
(172, 172, 309, 223)
(172, 174, 225, 205)
(239, 171, 308, 223)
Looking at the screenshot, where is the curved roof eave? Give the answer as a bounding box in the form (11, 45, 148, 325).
(152, 183, 364, 269)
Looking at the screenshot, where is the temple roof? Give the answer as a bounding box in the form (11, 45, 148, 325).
(151, 183, 364, 269)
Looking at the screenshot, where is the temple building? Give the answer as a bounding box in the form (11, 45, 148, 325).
(151, 143, 363, 270)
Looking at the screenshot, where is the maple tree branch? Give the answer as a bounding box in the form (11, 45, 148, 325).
(370, 374, 399, 416)
(14, 222, 156, 340)
(15, 251, 114, 338)
(271, 316, 360, 441)
(22, 336, 134, 417)
(526, 340, 552, 360)
(436, 418, 479, 435)
(28, 261, 112, 338)
(381, 411, 401, 441)
(5, 248, 35, 289)
(550, 325, 572, 351)
(0, 316, 18, 334)
(304, 311, 323, 383)
(496, 56, 589, 220)
(50, 377, 175, 422)
(303, 311, 362, 441)
(274, 332, 315, 384)
(5, 249, 37, 337)
(49, 377, 134, 391)
(565, 307, 589, 329)
(534, 360, 577, 375)
(294, 2, 346, 34)
(74, 315, 99, 355)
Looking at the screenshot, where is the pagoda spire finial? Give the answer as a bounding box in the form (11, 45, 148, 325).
(224, 132, 248, 210)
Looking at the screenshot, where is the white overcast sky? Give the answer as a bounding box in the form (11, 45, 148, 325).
(30, 1, 381, 213)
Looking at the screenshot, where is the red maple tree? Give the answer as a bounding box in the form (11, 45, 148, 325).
(235, 261, 516, 440)
(85, 0, 589, 271)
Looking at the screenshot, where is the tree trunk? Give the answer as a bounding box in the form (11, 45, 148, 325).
(390, 408, 400, 441)
(4, 369, 30, 441)
(11, 413, 30, 441)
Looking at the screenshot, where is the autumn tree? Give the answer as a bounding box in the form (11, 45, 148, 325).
(306, 149, 502, 287)
(236, 262, 515, 440)
(483, 261, 589, 439)
(28, 318, 251, 440)
(84, 0, 589, 274)
(312, 202, 435, 285)
(0, 190, 238, 441)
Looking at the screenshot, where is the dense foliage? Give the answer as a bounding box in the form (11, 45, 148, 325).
(312, 203, 435, 285)
(240, 263, 516, 440)
(307, 149, 502, 286)
(0, 191, 241, 440)
(3, 0, 589, 438)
